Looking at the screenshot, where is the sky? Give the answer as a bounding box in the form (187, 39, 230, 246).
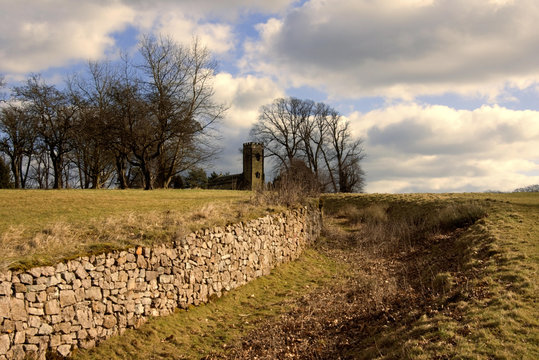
(1, 0, 538, 193)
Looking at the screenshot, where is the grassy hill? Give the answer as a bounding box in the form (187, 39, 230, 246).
(0, 189, 273, 271)
(71, 192, 538, 359)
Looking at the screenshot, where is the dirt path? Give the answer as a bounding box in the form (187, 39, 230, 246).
(207, 212, 489, 360)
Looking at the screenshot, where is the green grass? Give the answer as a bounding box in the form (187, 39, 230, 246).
(73, 192, 537, 360)
(439, 193, 539, 359)
(0, 189, 251, 234)
(0, 189, 277, 271)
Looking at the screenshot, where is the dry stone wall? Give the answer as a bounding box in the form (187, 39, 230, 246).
(0, 205, 321, 359)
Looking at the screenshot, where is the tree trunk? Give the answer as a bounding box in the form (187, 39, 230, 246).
(115, 156, 128, 189)
(51, 154, 63, 189)
(91, 172, 101, 189)
(22, 155, 31, 189)
(143, 167, 153, 190)
(10, 157, 21, 189)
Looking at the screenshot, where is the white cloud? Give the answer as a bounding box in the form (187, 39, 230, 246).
(128, 0, 295, 21)
(350, 104, 539, 193)
(0, 0, 297, 74)
(0, 1, 135, 73)
(244, 0, 539, 99)
(151, 13, 234, 54)
(213, 73, 284, 129)
(130, 0, 296, 54)
(210, 72, 284, 174)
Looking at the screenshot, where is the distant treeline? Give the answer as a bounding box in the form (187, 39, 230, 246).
(513, 184, 539, 193)
(1, 36, 367, 192)
(484, 184, 539, 193)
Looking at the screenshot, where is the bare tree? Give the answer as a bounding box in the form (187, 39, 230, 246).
(97, 56, 137, 190)
(1, 35, 223, 190)
(323, 112, 366, 192)
(69, 61, 117, 189)
(110, 78, 155, 189)
(0, 104, 37, 188)
(251, 97, 313, 169)
(142, 35, 224, 188)
(13, 75, 77, 189)
(299, 102, 333, 186)
(28, 146, 51, 189)
(251, 97, 366, 193)
(112, 35, 224, 190)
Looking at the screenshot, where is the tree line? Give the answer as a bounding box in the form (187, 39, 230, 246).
(1, 37, 366, 192)
(0, 35, 224, 190)
(250, 97, 365, 193)
(513, 184, 539, 192)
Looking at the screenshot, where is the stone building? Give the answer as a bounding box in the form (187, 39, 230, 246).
(208, 142, 264, 190)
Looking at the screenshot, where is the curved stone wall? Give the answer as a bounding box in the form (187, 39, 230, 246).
(0, 205, 321, 359)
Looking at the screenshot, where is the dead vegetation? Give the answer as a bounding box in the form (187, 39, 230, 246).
(68, 193, 538, 359)
(250, 159, 322, 208)
(208, 198, 491, 359)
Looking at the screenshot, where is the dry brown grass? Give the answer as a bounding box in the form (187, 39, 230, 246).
(0, 189, 274, 271)
(250, 160, 321, 208)
(0, 210, 184, 270)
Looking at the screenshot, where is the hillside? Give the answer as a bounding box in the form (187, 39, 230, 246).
(0, 189, 273, 271)
(72, 192, 538, 359)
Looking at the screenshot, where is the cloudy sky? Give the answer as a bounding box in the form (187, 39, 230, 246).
(1, 0, 538, 193)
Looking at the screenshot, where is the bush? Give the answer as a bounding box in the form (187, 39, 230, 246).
(436, 202, 487, 232)
(254, 159, 321, 206)
(170, 175, 185, 189)
(344, 200, 487, 254)
(185, 168, 208, 189)
(0, 157, 13, 189)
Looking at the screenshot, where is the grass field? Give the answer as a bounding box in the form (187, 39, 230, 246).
(0, 189, 275, 271)
(70, 192, 538, 359)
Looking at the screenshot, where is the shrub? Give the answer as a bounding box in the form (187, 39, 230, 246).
(0, 157, 13, 189)
(344, 200, 487, 254)
(254, 159, 321, 207)
(436, 202, 487, 232)
(185, 168, 208, 189)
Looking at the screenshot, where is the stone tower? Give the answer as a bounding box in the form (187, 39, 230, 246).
(243, 142, 264, 190)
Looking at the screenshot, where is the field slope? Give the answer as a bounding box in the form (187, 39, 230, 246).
(0, 189, 271, 271)
(72, 192, 538, 359)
